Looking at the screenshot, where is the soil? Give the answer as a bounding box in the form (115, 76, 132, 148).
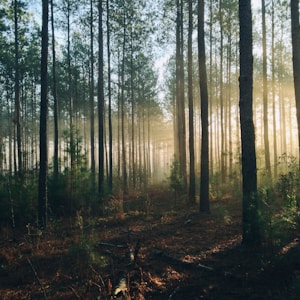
(0, 193, 300, 300)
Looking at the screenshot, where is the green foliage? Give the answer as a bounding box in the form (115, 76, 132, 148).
(258, 155, 300, 248)
(69, 214, 109, 274)
(168, 159, 185, 202)
(48, 128, 97, 216)
(213, 201, 232, 224)
(0, 174, 37, 226)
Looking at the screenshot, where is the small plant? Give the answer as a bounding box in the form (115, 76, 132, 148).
(168, 159, 185, 207)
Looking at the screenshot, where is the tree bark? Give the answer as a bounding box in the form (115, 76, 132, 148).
(50, 0, 59, 180)
(198, 0, 210, 213)
(107, 0, 113, 192)
(262, 0, 271, 175)
(291, 0, 300, 167)
(90, 0, 96, 192)
(38, 0, 49, 228)
(14, 0, 22, 177)
(239, 0, 260, 245)
(98, 0, 105, 203)
(176, 0, 186, 188)
(271, 0, 278, 179)
(188, 0, 195, 203)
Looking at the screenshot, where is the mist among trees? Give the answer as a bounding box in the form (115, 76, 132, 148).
(1, 0, 300, 298)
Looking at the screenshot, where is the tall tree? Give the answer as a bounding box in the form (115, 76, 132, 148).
(89, 0, 96, 191)
(66, 0, 74, 170)
(271, 0, 278, 179)
(239, 0, 260, 245)
(198, 0, 209, 213)
(13, 0, 22, 176)
(38, 0, 49, 228)
(291, 0, 300, 167)
(176, 0, 187, 187)
(188, 0, 195, 203)
(50, 0, 59, 180)
(219, 0, 226, 184)
(261, 0, 271, 175)
(120, 7, 128, 193)
(106, 0, 113, 192)
(98, 0, 104, 203)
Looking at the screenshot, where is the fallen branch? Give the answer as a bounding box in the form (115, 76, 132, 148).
(97, 242, 126, 248)
(27, 258, 47, 299)
(153, 250, 234, 277)
(153, 250, 214, 271)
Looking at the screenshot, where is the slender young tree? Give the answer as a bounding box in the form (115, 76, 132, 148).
(38, 0, 49, 228)
(198, 0, 209, 213)
(239, 0, 260, 245)
(291, 0, 300, 167)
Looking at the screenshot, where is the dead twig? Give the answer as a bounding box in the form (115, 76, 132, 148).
(69, 285, 81, 299)
(89, 264, 105, 287)
(27, 258, 47, 299)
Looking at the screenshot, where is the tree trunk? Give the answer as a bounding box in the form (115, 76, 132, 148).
(188, 0, 195, 203)
(66, 0, 74, 172)
(271, 0, 278, 179)
(219, 0, 225, 185)
(176, 0, 186, 188)
(262, 0, 271, 175)
(107, 0, 113, 192)
(130, 31, 136, 189)
(90, 0, 96, 192)
(14, 0, 22, 177)
(50, 0, 59, 180)
(198, 0, 210, 213)
(121, 9, 127, 193)
(38, 0, 49, 228)
(98, 0, 104, 203)
(239, 0, 260, 245)
(291, 0, 300, 167)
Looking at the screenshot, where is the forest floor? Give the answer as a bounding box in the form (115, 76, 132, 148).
(0, 188, 300, 299)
